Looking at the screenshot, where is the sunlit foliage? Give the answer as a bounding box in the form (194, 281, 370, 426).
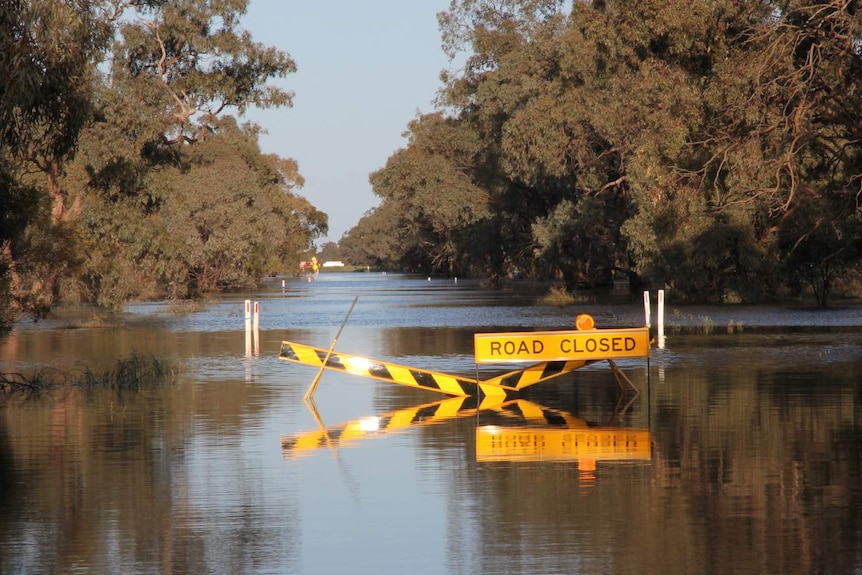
(2, 0, 324, 325)
(345, 0, 862, 305)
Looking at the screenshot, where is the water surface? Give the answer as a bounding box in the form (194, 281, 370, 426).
(1, 274, 861, 574)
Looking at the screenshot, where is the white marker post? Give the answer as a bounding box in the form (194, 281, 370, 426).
(643, 291, 651, 328)
(657, 289, 665, 349)
(244, 300, 252, 357)
(253, 301, 260, 357)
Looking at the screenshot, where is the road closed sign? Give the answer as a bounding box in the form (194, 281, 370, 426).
(474, 327, 650, 364)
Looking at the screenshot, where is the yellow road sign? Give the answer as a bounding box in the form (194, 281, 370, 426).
(474, 327, 650, 364)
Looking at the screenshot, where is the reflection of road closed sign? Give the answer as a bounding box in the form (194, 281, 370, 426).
(474, 328, 650, 363)
(476, 427, 652, 462)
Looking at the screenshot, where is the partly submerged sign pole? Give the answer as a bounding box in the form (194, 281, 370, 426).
(304, 295, 359, 401)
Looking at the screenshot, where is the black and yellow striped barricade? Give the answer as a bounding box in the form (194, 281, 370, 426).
(481, 359, 592, 391)
(279, 341, 600, 397)
(279, 320, 650, 397)
(279, 341, 516, 397)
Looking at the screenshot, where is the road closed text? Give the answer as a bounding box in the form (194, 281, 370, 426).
(474, 328, 650, 363)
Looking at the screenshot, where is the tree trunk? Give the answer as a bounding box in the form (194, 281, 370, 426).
(13, 160, 80, 318)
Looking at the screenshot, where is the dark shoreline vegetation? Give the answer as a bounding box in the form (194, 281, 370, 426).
(0, 354, 183, 397)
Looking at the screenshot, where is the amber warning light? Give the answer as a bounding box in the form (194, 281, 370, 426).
(575, 313, 595, 331)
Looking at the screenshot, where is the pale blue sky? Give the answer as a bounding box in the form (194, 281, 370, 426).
(241, 0, 455, 243)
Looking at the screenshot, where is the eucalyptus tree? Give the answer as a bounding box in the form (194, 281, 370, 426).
(436, 0, 853, 301)
(744, 0, 862, 304)
(64, 0, 314, 306)
(352, 0, 623, 284)
(339, 203, 409, 271)
(613, 0, 862, 303)
(111, 0, 295, 146)
(355, 0, 861, 302)
(3, 0, 310, 317)
(151, 119, 320, 297)
(562, 0, 783, 301)
(0, 0, 113, 321)
(436, 0, 580, 282)
(490, 5, 637, 290)
(601, 0, 862, 304)
(77, 118, 321, 306)
(434, 0, 644, 288)
(365, 113, 492, 276)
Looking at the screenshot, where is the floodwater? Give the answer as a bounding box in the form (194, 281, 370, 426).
(1, 273, 861, 575)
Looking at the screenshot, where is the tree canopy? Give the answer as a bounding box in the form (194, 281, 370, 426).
(4, 0, 862, 336)
(1, 0, 325, 330)
(341, 0, 862, 305)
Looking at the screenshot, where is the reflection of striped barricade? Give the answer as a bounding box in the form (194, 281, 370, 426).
(280, 396, 650, 465)
(281, 395, 485, 458)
